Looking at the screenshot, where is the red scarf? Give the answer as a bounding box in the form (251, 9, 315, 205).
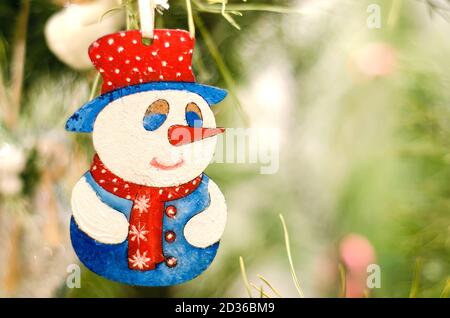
(90, 155, 202, 271)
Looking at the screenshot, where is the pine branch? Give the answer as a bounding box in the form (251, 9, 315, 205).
(423, 0, 450, 20)
(194, 12, 250, 126)
(0, 66, 9, 123)
(6, 0, 30, 130)
(194, 0, 306, 15)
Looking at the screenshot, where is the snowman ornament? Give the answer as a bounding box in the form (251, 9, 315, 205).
(66, 29, 227, 286)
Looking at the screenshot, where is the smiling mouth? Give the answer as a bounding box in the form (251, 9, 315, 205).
(150, 157, 184, 170)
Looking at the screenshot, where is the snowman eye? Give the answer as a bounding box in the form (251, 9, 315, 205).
(143, 99, 169, 131)
(185, 102, 203, 128)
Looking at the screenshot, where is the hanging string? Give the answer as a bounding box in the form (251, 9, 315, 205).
(139, 0, 155, 39)
(138, 0, 170, 40)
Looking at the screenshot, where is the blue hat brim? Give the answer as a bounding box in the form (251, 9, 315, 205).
(66, 82, 227, 133)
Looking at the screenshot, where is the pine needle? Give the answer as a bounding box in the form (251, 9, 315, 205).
(257, 274, 283, 298)
(250, 283, 271, 298)
(279, 214, 305, 298)
(409, 258, 423, 298)
(217, 0, 241, 30)
(387, 0, 403, 29)
(338, 263, 347, 298)
(185, 0, 196, 37)
(440, 278, 450, 298)
(194, 1, 307, 15)
(194, 12, 250, 126)
(89, 73, 102, 101)
(239, 256, 253, 298)
(99, 6, 124, 23)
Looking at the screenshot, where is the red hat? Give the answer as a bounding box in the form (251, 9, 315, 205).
(66, 29, 227, 133)
(90, 29, 195, 93)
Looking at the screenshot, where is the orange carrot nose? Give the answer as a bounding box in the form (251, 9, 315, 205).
(168, 125, 225, 146)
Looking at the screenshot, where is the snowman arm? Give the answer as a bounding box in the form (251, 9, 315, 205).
(184, 179, 227, 248)
(71, 176, 129, 244)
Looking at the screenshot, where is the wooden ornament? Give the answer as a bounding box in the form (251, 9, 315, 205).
(66, 29, 227, 286)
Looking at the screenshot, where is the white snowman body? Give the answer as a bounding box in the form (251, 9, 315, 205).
(71, 89, 227, 248)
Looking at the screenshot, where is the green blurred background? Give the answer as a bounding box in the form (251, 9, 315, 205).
(0, 0, 448, 298)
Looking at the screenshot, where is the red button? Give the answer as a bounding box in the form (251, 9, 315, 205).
(165, 205, 177, 218)
(165, 231, 176, 243)
(165, 256, 177, 268)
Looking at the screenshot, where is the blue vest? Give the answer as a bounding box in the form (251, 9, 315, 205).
(70, 172, 219, 286)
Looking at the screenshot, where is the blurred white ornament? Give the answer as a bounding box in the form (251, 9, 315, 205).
(0, 144, 26, 174)
(45, 0, 125, 70)
(0, 144, 25, 196)
(0, 176, 23, 196)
